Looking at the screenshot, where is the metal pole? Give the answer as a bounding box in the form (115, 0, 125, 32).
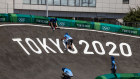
(46, 0, 48, 17)
(13, 0, 15, 9)
(7, 3, 8, 13)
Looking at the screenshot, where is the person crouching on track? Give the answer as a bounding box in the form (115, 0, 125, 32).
(62, 68, 73, 79)
(61, 33, 73, 50)
(111, 56, 117, 78)
(49, 17, 58, 30)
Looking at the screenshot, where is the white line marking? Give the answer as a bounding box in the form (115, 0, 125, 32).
(0, 23, 140, 39)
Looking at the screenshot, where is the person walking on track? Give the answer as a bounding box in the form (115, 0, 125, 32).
(111, 56, 117, 78)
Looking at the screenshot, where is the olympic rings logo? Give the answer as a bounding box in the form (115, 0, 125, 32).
(59, 22, 65, 26)
(102, 26, 110, 31)
(18, 18, 25, 22)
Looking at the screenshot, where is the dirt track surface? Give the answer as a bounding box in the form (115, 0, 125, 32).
(0, 24, 140, 79)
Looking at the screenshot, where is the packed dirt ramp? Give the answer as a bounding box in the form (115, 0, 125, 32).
(0, 24, 140, 79)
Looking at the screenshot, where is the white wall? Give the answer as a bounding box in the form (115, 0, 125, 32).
(0, 0, 14, 13)
(14, 0, 140, 14)
(1, 0, 140, 14)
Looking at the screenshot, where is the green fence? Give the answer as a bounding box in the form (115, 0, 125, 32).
(94, 22, 140, 35)
(9, 14, 32, 23)
(94, 22, 100, 30)
(100, 23, 121, 32)
(138, 28, 140, 36)
(0, 13, 140, 36)
(75, 20, 94, 29)
(95, 73, 140, 79)
(119, 26, 139, 35)
(57, 18, 75, 27)
(0, 14, 9, 22)
(32, 15, 50, 24)
(94, 22, 121, 32)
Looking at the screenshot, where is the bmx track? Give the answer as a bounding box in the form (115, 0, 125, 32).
(0, 24, 140, 79)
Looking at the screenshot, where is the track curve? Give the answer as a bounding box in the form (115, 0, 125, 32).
(0, 24, 140, 79)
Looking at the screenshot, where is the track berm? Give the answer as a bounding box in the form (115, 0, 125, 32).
(0, 24, 140, 79)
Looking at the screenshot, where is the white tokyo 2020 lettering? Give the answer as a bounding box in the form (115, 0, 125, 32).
(106, 42, 120, 56)
(92, 41, 105, 55)
(12, 38, 132, 57)
(79, 40, 94, 54)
